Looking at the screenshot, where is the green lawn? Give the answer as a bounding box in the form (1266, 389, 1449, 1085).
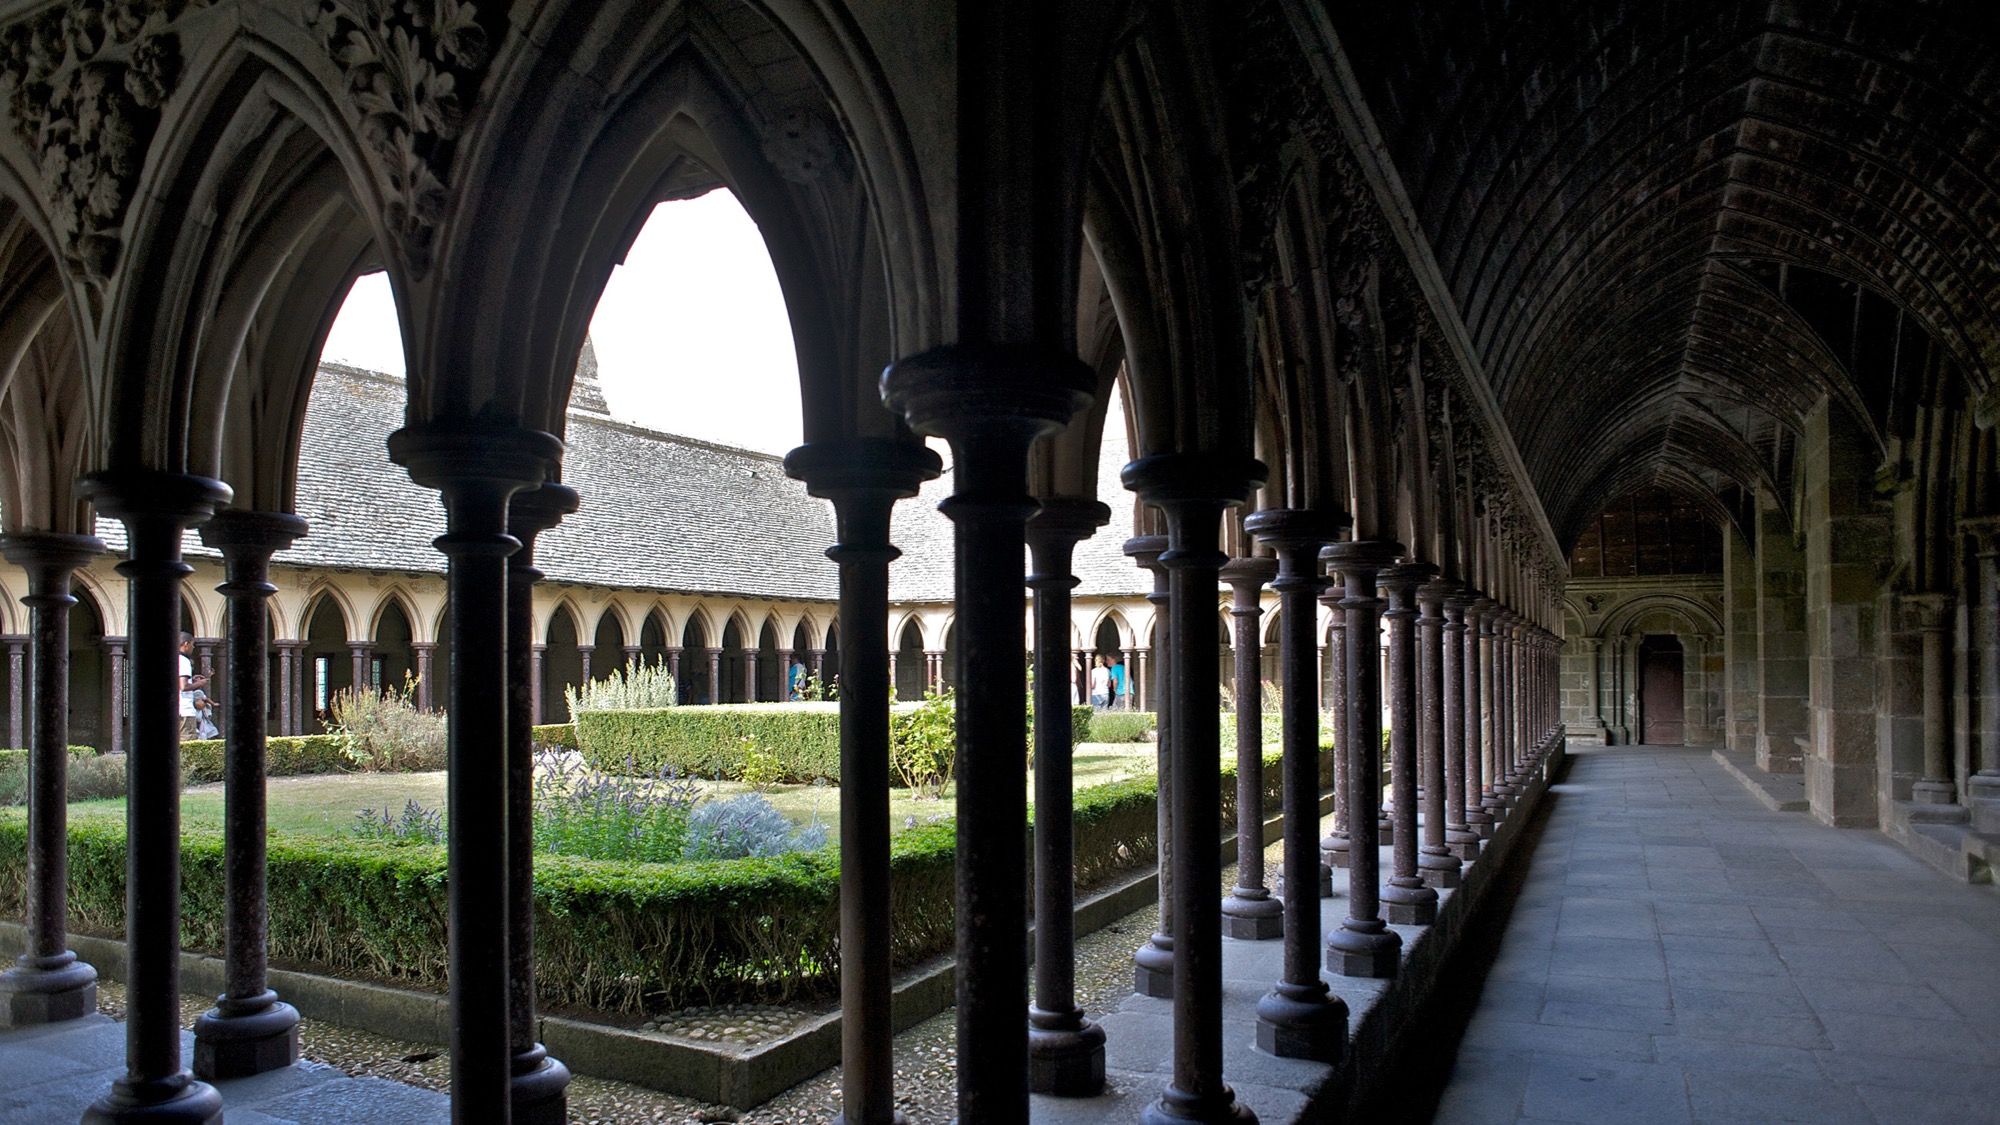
(64, 741, 1158, 842)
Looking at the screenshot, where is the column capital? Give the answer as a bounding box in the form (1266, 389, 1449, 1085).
(784, 437, 942, 501)
(1220, 555, 1278, 603)
(1122, 534, 1169, 572)
(79, 469, 231, 526)
(1380, 563, 1434, 618)
(509, 483, 580, 545)
(1121, 452, 1265, 509)
(1960, 514, 2000, 556)
(1418, 575, 1459, 610)
(1903, 591, 1954, 631)
(0, 530, 105, 578)
(1028, 496, 1112, 543)
(1322, 538, 1404, 573)
(198, 509, 308, 558)
(386, 423, 560, 493)
(881, 345, 1094, 446)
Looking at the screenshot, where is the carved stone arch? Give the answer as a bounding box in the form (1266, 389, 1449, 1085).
(85, 32, 395, 475)
(679, 602, 719, 651)
(299, 581, 359, 641)
(70, 569, 118, 638)
(543, 597, 585, 646)
(1087, 605, 1134, 650)
(585, 598, 635, 647)
(395, 4, 938, 448)
(0, 252, 97, 535)
(368, 585, 423, 644)
(1595, 593, 1723, 643)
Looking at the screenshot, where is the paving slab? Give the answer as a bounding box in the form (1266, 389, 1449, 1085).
(1433, 744, 2000, 1124)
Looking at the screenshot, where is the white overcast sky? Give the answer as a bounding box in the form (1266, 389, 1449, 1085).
(319, 190, 804, 454)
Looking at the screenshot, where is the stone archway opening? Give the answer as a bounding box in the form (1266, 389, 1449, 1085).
(1639, 634, 1687, 745)
(894, 620, 926, 703)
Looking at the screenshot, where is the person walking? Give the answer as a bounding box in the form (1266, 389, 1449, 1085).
(1088, 653, 1113, 711)
(1110, 655, 1128, 710)
(178, 632, 210, 741)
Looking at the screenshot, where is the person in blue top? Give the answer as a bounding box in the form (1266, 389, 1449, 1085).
(1109, 655, 1128, 710)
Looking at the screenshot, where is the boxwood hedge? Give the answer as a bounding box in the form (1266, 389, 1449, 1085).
(180, 734, 353, 784)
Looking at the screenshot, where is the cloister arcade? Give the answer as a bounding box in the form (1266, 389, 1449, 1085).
(1, 2, 1997, 1124)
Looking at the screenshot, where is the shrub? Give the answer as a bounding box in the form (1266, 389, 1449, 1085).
(0, 747, 102, 805)
(680, 794, 828, 860)
(180, 734, 351, 784)
(891, 688, 954, 797)
(532, 723, 578, 749)
(737, 737, 784, 792)
(567, 661, 678, 712)
(1071, 704, 1093, 744)
(1089, 712, 1155, 743)
(532, 750, 700, 864)
(574, 703, 850, 782)
(66, 753, 130, 802)
(352, 799, 445, 845)
(330, 681, 447, 772)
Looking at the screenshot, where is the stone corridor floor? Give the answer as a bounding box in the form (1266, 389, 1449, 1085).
(1432, 744, 2000, 1125)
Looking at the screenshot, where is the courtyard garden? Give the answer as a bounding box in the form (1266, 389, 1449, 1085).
(0, 672, 1328, 1029)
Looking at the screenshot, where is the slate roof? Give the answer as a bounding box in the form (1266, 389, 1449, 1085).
(92, 362, 1148, 604)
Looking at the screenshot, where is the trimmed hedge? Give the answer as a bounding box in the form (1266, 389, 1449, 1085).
(1089, 711, 1155, 743)
(578, 702, 1097, 784)
(0, 747, 1335, 1013)
(0, 747, 100, 805)
(532, 723, 578, 749)
(180, 735, 352, 784)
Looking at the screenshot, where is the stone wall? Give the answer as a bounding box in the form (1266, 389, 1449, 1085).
(1559, 574, 1725, 746)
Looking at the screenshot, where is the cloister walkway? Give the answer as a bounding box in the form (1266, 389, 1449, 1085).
(1433, 745, 2000, 1125)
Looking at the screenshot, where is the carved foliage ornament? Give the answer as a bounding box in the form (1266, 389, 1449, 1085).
(307, 0, 488, 275)
(0, 0, 198, 281)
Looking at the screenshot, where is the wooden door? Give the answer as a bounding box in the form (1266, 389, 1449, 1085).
(1639, 635, 1685, 745)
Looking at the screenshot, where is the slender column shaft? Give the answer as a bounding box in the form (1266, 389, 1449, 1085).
(192, 512, 307, 1078)
(1318, 576, 1348, 876)
(413, 643, 437, 712)
(706, 648, 722, 704)
(1382, 565, 1438, 924)
(390, 425, 560, 1125)
(1127, 453, 1259, 1125)
(107, 640, 126, 754)
(1477, 602, 1504, 822)
(1491, 616, 1514, 797)
(1418, 580, 1463, 884)
(1221, 556, 1280, 940)
(1325, 541, 1402, 978)
(1026, 498, 1110, 1095)
(1127, 536, 1175, 995)
(0, 533, 102, 1028)
(884, 349, 1091, 1125)
(788, 441, 937, 1125)
(1247, 510, 1346, 1061)
(1442, 595, 1479, 858)
(506, 487, 577, 1122)
(7, 638, 23, 752)
(80, 472, 227, 1124)
(1910, 594, 1956, 803)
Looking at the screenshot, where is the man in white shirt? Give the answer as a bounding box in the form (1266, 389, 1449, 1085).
(179, 632, 209, 741)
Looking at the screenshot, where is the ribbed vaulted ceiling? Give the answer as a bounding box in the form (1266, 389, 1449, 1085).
(1333, 0, 2000, 545)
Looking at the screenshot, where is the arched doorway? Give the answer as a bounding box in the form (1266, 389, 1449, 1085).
(303, 597, 350, 731)
(719, 617, 750, 704)
(374, 600, 416, 695)
(640, 610, 670, 668)
(894, 620, 926, 702)
(1639, 635, 1687, 746)
(543, 608, 584, 721)
(680, 616, 713, 704)
(757, 621, 782, 701)
(70, 589, 109, 751)
(592, 611, 626, 684)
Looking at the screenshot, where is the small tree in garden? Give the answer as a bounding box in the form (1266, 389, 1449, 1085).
(330, 676, 447, 771)
(892, 686, 956, 797)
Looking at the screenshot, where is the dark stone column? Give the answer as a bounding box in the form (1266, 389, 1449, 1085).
(1318, 575, 1348, 877)
(1026, 497, 1110, 1095)
(0, 532, 103, 1027)
(807, 647, 823, 682)
(273, 642, 299, 736)
(196, 639, 221, 720)
(1442, 592, 1481, 860)
(191, 511, 307, 1078)
(412, 643, 437, 712)
(1220, 555, 1281, 940)
(706, 648, 722, 704)
(1380, 564, 1438, 926)
(1419, 579, 1464, 885)
(884, 346, 1091, 1125)
(349, 641, 374, 695)
(505, 486, 578, 1123)
(1324, 540, 1402, 979)
(388, 423, 561, 1123)
(576, 643, 594, 690)
(1245, 510, 1346, 1061)
(1910, 594, 1956, 803)
(741, 647, 756, 701)
(1471, 597, 1503, 832)
(1491, 614, 1516, 801)
(105, 638, 126, 754)
(787, 439, 939, 1125)
(623, 644, 642, 674)
(6, 635, 23, 751)
(78, 470, 228, 1124)
(1124, 454, 1261, 1125)
(1125, 535, 1175, 996)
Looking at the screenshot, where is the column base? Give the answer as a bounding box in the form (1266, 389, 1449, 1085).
(1377, 817, 1394, 846)
(510, 1045, 572, 1125)
(1255, 981, 1345, 1062)
(191, 994, 300, 1079)
(82, 1075, 224, 1125)
(1322, 836, 1350, 870)
(1317, 863, 1334, 898)
(1028, 1012, 1107, 1096)
(0, 953, 97, 1027)
(1134, 937, 1174, 998)
(1423, 846, 1466, 886)
(1327, 923, 1401, 978)
(1968, 772, 2000, 800)
(1142, 1081, 1258, 1125)
(1382, 879, 1438, 926)
(1220, 892, 1284, 940)
(1911, 779, 1958, 805)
